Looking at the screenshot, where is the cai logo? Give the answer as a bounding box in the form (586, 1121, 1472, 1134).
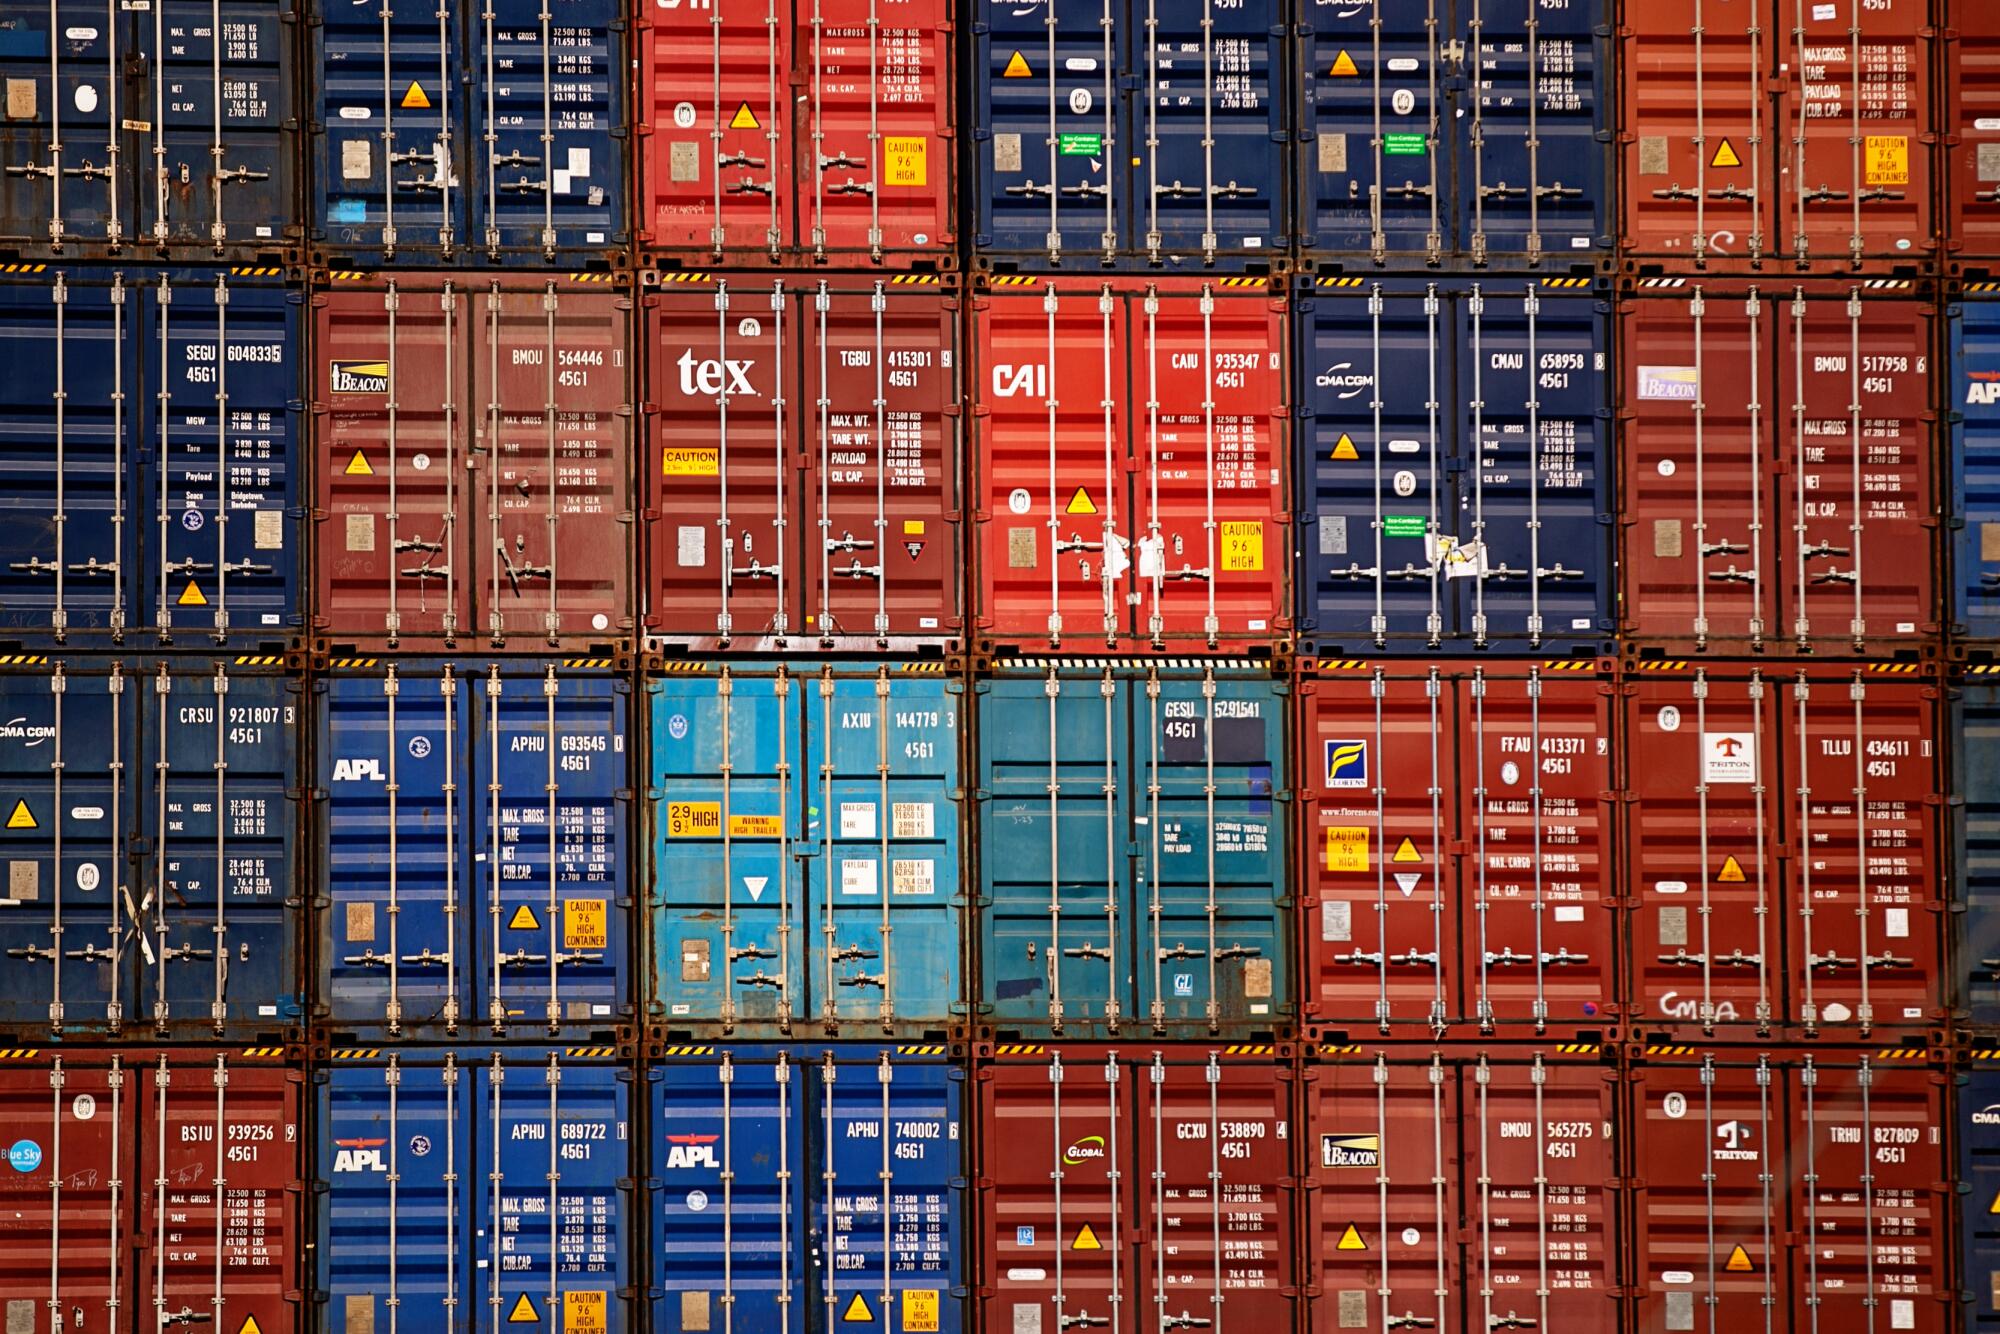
(328, 360, 390, 394)
(1324, 740, 1368, 789)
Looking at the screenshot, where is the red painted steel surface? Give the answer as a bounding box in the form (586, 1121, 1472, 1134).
(971, 277, 1289, 652)
(1946, 9, 2000, 263)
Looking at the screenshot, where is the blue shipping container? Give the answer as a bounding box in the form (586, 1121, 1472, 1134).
(1293, 276, 1612, 653)
(647, 663, 962, 1036)
(319, 658, 630, 1033)
(1297, 0, 1611, 269)
(650, 1043, 963, 1334)
(312, 0, 625, 265)
(975, 659, 1289, 1038)
(971, 0, 1287, 268)
(0, 270, 302, 646)
(319, 1044, 631, 1331)
(1955, 297, 2000, 639)
(1966, 1059, 2000, 1334)
(1959, 679, 2000, 1026)
(0, 656, 299, 1037)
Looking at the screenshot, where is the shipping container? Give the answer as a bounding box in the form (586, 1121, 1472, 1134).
(1622, 277, 1940, 655)
(637, 0, 953, 269)
(971, 277, 1290, 653)
(1296, 0, 1612, 271)
(0, 656, 300, 1040)
(1293, 276, 1612, 654)
(647, 662, 962, 1037)
(1629, 1048, 1952, 1334)
(975, 658, 1288, 1038)
(974, 1042, 1293, 1334)
(1625, 663, 1945, 1043)
(1961, 1049, 2000, 1333)
(1297, 660, 1616, 1040)
(312, 273, 633, 651)
(318, 1044, 631, 1333)
(0, 1046, 302, 1333)
(1956, 672, 2000, 1026)
(310, 0, 625, 266)
(0, 268, 303, 647)
(0, 0, 298, 261)
(1951, 291, 2000, 640)
(1618, 0, 1936, 271)
(1302, 1044, 1618, 1334)
(642, 277, 962, 651)
(970, 0, 1286, 269)
(650, 1042, 962, 1334)
(1945, 10, 2000, 266)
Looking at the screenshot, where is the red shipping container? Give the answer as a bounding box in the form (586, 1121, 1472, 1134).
(1629, 1050, 1953, 1333)
(1946, 10, 2000, 263)
(1296, 660, 1617, 1039)
(637, 0, 954, 267)
(1619, 0, 1936, 270)
(1624, 664, 1946, 1043)
(973, 1043, 1297, 1333)
(1618, 278, 1940, 654)
(313, 275, 634, 650)
(1302, 1044, 1619, 1334)
(641, 276, 962, 649)
(0, 1048, 300, 1332)
(971, 277, 1289, 652)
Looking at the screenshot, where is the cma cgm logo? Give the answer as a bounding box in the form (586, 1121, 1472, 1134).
(1975, 1104, 2000, 1125)
(329, 361, 389, 394)
(1314, 363, 1371, 398)
(1969, 370, 2000, 405)
(677, 351, 756, 397)
(991, 364, 1046, 398)
(333, 1138, 388, 1172)
(663, 1133, 720, 1168)
(1324, 740, 1367, 789)
(1063, 1136, 1106, 1165)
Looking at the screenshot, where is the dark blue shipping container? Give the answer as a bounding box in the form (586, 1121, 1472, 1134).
(0, 269, 302, 646)
(971, 0, 1287, 269)
(975, 659, 1289, 1038)
(1966, 1056, 2000, 1334)
(1955, 297, 2000, 640)
(1293, 276, 1612, 653)
(649, 1043, 963, 1334)
(1959, 677, 2000, 1026)
(319, 1044, 632, 1332)
(0, 0, 299, 259)
(0, 655, 299, 1038)
(311, 0, 625, 265)
(1296, 0, 1611, 270)
(318, 658, 630, 1034)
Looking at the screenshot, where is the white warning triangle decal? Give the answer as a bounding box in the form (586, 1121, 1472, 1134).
(1393, 872, 1421, 898)
(743, 876, 768, 901)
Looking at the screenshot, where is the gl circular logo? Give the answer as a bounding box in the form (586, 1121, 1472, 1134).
(667, 714, 689, 741)
(408, 735, 432, 759)
(409, 1134, 432, 1157)
(8, 1140, 41, 1172)
(181, 509, 204, 532)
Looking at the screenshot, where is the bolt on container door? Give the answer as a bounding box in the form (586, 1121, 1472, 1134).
(648, 662, 963, 1037)
(971, 0, 1286, 270)
(974, 1044, 1294, 1334)
(1297, 0, 1611, 270)
(1304, 1046, 1618, 1334)
(1954, 295, 2000, 639)
(971, 278, 1289, 652)
(1298, 661, 1615, 1039)
(1961, 677, 2000, 1025)
(1293, 278, 1611, 654)
(1945, 12, 2000, 264)
(1959, 1055, 2000, 1331)
(975, 660, 1287, 1039)
(1621, 279, 1940, 655)
(651, 1044, 963, 1334)
(643, 278, 963, 651)
(320, 1045, 631, 1334)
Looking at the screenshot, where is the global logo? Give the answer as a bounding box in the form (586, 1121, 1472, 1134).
(329, 360, 390, 394)
(1324, 740, 1368, 789)
(1063, 1135, 1106, 1165)
(6, 1140, 40, 1173)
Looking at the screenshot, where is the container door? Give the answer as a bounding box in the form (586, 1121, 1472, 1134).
(0, 0, 124, 251)
(322, 665, 470, 1031)
(1963, 686, 2000, 1026)
(1958, 301, 2000, 637)
(1961, 1065, 2000, 1333)
(0, 664, 135, 1030)
(314, 0, 466, 260)
(0, 275, 136, 639)
(651, 670, 804, 1030)
(0, 1054, 127, 1327)
(142, 274, 299, 642)
(316, 280, 472, 644)
(1947, 13, 2000, 259)
(473, 666, 626, 1030)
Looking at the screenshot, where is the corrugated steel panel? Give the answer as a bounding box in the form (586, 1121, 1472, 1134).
(1956, 675, 2000, 1027)
(1945, 9, 2000, 264)
(1960, 1054, 2000, 1332)
(1953, 294, 2000, 639)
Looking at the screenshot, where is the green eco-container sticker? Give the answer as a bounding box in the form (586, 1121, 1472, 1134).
(1383, 134, 1427, 156)
(1058, 134, 1103, 156)
(1382, 514, 1429, 538)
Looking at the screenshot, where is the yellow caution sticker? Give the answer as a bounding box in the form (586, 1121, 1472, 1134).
(1989, 1189, 2000, 1215)
(507, 904, 540, 931)
(237, 1318, 265, 1334)
(565, 1290, 608, 1333)
(4, 801, 33, 830)
(1071, 1222, 1102, 1251)
(884, 137, 927, 188)
(904, 519, 926, 535)
(507, 1293, 538, 1324)
(842, 1294, 874, 1323)
(1709, 138, 1741, 169)
(1220, 521, 1265, 572)
(1325, 826, 1369, 873)
(1003, 50, 1032, 78)
(345, 450, 374, 477)
(1330, 50, 1359, 77)
(1392, 836, 1422, 864)
(177, 580, 207, 608)
(564, 899, 607, 952)
(661, 447, 718, 477)
(401, 81, 430, 110)
(667, 801, 721, 837)
(729, 813, 783, 838)
(1865, 135, 1908, 187)
(1717, 855, 1745, 884)
(1065, 486, 1097, 516)
(902, 1290, 940, 1333)
(1724, 1244, 1754, 1273)
(1336, 1222, 1367, 1251)
(730, 102, 760, 130)
(1330, 433, 1359, 461)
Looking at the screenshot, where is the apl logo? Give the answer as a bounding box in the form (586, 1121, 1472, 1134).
(663, 1133, 720, 1169)
(676, 351, 756, 397)
(1063, 1135, 1106, 1165)
(329, 361, 390, 394)
(1324, 740, 1368, 789)
(331, 758, 385, 782)
(1969, 370, 2000, 405)
(990, 364, 1046, 398)
(333, 1138, 388, 1172)
(1314, 363, 1371, 399)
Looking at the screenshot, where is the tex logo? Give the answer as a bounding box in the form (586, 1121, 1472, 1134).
(329, 360, 390, 394)
(663, 1133, 720, 1169)
(1969, 369, 2000, 406)
(1324, 740, 1368, 789)
(1321, 1133, 1379, 1169)
(333, 1138, 388, 1172)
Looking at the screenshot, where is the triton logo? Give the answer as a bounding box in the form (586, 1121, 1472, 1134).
(333, 1138, 388, 1172)
(663, 1133, 720, 1169)
(676, 351, 756, 397)
(1063, 1135, 1106, 1165)
(329, 361, 390, 394)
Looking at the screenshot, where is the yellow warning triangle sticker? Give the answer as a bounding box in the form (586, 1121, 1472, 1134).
(730, 102, 760, 130)
(842, 1293, 874, 1322)
(1065, 486, 1097, 516)
(1071, 1222, 1102, 1251)
(5, 801, 32, 831)
(1717, 855, 1746, 884)
(507, 904, 540, 930)
(1710, 137, 1742, 169)
(1724, 1244, 1754, 1273)
(1392, 837, 1422, 864)
(1330, 50, 1359, 77)
(344, 450, 373, 477)
(400, 81, 431, 110)
(237, 1317, 265, 1334)
(506, 1293, 538, 1323)
(1330, 433, 1359, 461)
(1989, 1189, 2000, 1215)
(1336, 1222, 1367, 1251)
(1003, 50, 1032, 78)
(177, 580, 207, 608)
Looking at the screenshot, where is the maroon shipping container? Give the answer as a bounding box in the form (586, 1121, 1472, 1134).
(0, 1048, 300, 1333)
(637, 0, 954, 268)
(1296, 660, 1617, 1039)
(1302, 1045, 1619, 1334)
(1618, 278, 1940, 654)
(641, 276, 962, 650)
(1619, 0, 1937, 270)
(1945, 8, 2000, 265)
(313, 275, 634, 650)
(1628, 1050, 1953, 1334)
(1624, 663, 1946, 1043)
(973, 1043, 1297, 1334)
(971, 277, 1289, 652)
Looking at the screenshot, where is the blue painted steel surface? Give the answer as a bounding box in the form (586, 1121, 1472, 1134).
(1293, 276, 1612, 652)
(1960, 680, 2000, 1027)
(1956, 298, 2000, 639)
(319, 659, 630, 1032)
(975, 660, 1289, 1037)
(650, 1043, 964, 1334)
(319, 1044, 631, 1331)
(647, 663, 963, 1036)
